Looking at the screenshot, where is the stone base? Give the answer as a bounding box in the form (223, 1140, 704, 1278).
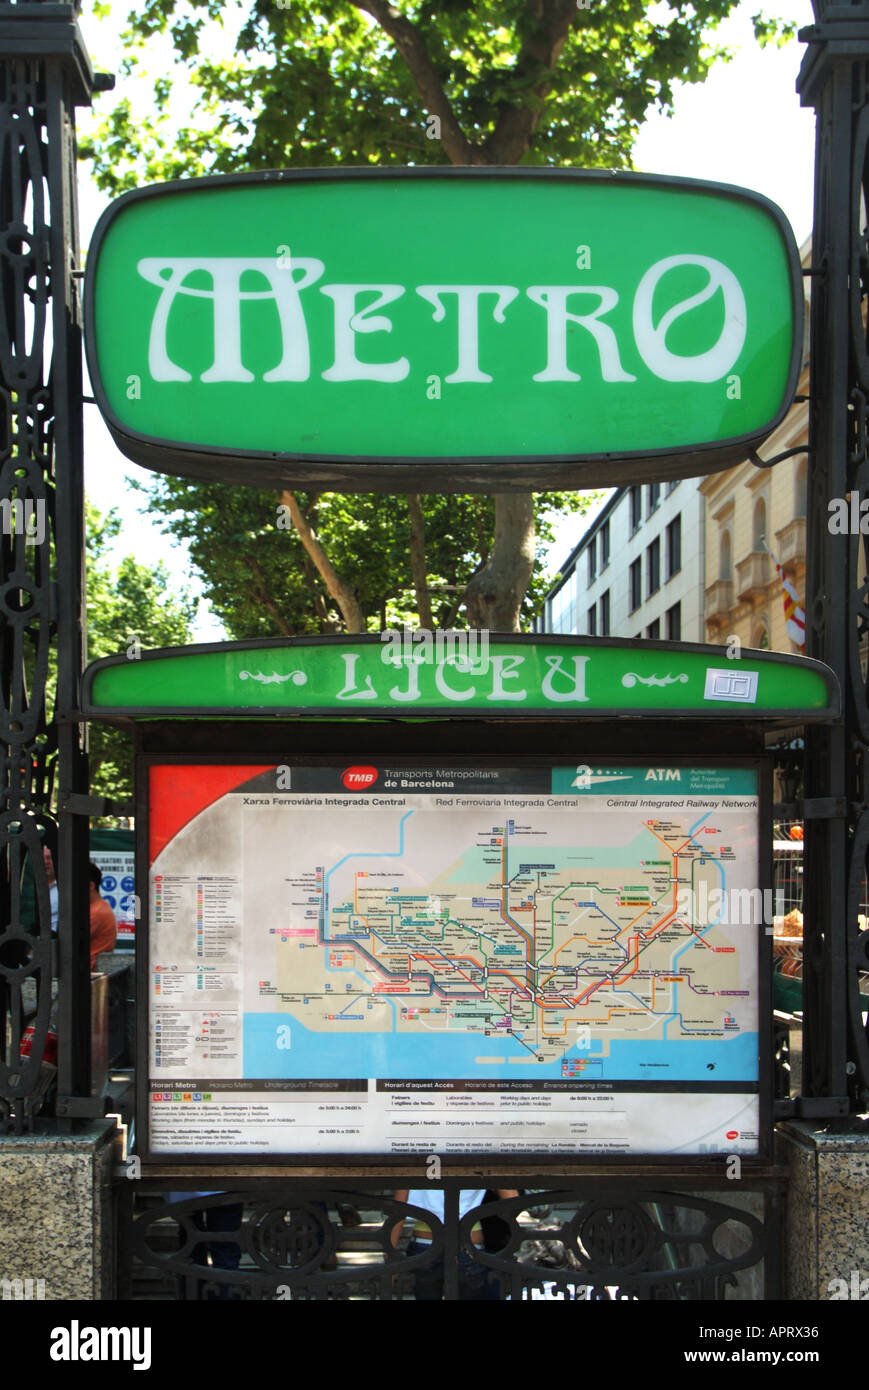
(777, 1119, 869, 1299)
(0, 1120, 116, 1300)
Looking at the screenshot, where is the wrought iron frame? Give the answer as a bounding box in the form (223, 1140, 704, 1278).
(796, 0, 869, 1113)
(0, 0, 866, 1304)
(0, 0, 95, 1133)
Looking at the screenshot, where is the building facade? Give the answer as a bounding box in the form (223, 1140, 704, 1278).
(539, 480, 705, 643)
(539, 241, 811, 653)
(700, 449, 807, 654)
(699, 275, 810, 654)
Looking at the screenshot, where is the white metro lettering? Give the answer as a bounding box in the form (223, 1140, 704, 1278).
(137, 255, 748, 387)
(320, 284, 409, 382)
(416, 285, 519, 382)
(526, 285, 636, 382)
(632, 255, 746, 383)
(138, 256, 325, 383)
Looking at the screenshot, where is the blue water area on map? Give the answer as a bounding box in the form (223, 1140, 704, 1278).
(243, 1013, 758, 1081)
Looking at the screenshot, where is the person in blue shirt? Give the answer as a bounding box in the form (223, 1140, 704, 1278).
(391, 1187, 518, 1300)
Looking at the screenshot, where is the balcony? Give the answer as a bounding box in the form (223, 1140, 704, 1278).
(705, 579, 733, 621)
(735, 551, 770, 601)
(775, 518, 807, 568)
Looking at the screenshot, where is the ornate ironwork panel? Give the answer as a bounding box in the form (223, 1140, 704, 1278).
(118, 1181, 781, 1302)
(0, 1, 93, 1131)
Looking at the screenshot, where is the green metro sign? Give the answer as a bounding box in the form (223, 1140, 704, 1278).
(85, 169, 801, 492)
(82, 635, 837, 722)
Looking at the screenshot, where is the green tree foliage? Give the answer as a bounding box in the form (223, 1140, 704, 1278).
(83, 1, 790, 191)
(131, 476, 592, 635)
(82, 0, 792, 632)
(86, 504, 196, 803)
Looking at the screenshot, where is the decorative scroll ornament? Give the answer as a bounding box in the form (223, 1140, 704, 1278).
(238, 669, 307, 686)
(621, 672, 690, 688)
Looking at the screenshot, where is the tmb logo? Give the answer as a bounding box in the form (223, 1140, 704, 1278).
(342, 766, 378, 790)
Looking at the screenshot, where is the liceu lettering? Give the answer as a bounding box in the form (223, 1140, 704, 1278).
(335, 651, 590, 703)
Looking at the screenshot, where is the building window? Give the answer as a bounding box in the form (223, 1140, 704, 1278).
(666, 515, 681, 579)
(600, 590, 610, 636)
(587, 538, 596, 584)
(666, 602, 681, 641)
(647, 618, 661, 639)
(647, 537, 660, 597)
(600, 519, 610, 569)
(550, 570, 577, 634)
(630, 486, 642, 533)
(630, 558, 642, 612)
(720, 530, 732, 581)
(587, 605, 597, 636)
(647, 483, 661, 515)
(753, 498, 767, 552)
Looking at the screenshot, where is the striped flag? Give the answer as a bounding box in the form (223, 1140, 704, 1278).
(764, 540, 805, 649)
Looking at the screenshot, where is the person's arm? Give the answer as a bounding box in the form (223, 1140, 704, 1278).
(390, 1190, 409, 1248)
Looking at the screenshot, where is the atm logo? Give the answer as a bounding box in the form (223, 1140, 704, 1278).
(342, 766, 378, 790)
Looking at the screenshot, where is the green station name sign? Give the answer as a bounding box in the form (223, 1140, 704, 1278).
(83, 635, 837, 721)
(86, 170, 801, 492)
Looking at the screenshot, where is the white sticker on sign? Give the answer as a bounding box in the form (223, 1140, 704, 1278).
(703, 669, 759, 703)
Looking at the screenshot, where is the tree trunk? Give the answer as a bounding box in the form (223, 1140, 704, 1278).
(355, 0, 482, 165)
(463, 493, 535, 631)
(407, 494, 434, 629)
(278, 489, 365, 632)
(351, 4, 574, 633)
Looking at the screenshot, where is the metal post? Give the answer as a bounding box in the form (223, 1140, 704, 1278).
(797, 0, 869, 1110)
